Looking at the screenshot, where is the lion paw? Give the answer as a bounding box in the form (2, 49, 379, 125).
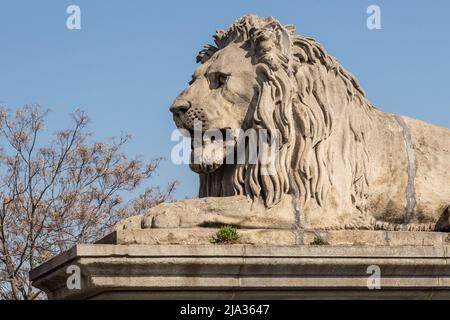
(324, 215, 374, 231)
(142, 204, 182, 228)
(114, 214, 144, 231)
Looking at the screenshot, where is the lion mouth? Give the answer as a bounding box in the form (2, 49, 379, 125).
(188, 128, 235, 174)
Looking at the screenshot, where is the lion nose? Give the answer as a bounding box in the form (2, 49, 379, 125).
(170, 99, 191, 116)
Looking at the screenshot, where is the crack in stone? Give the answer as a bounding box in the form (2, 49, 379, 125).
(394, 115, 417, 224)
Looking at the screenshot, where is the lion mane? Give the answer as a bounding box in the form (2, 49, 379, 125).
(197, 15, 375, 214)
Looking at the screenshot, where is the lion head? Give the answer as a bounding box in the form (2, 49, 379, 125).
(170, 15, 375, 209)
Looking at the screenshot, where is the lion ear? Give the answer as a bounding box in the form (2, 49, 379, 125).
(253, 68, 280, 133)
(256, 81, 276, 129)
(278, 26, 292, 58)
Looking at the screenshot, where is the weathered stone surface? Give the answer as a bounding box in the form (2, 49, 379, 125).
(100, 228, 296, 246)
(30, 244, 450, 300)
(100, 229, 449, 246)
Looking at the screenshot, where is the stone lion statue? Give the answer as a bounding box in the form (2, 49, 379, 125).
(118, 15, 450, 233)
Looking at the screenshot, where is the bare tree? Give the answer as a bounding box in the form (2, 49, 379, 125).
(0, 105, 177, 299)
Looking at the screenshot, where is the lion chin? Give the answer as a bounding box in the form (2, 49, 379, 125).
(189, 162, 222, 174)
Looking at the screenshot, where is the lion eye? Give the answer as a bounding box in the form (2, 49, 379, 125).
(207, 72, 229, 89)
(217, 74, 228, 87)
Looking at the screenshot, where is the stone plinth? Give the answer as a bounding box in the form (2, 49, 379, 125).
(30, 230, 450, 299)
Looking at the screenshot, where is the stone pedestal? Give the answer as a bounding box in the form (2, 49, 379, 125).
(30, 229, 450, 299)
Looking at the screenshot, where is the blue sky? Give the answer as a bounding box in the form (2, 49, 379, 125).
(1, 0, 449, 199)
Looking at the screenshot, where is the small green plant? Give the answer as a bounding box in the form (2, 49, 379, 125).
(211, 225, 240, 244)
(310, 235, 329, 245)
